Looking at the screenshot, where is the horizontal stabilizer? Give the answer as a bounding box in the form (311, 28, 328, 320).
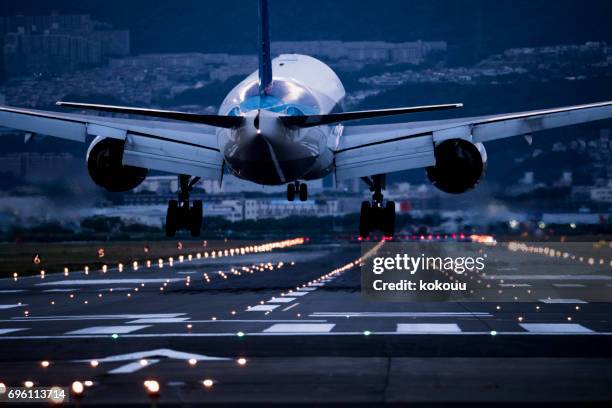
(280, 103, 463, 128)
(56, 101, 244, 128)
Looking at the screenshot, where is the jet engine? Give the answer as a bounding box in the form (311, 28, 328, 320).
(86, 136, 148, 192)
(426, 138, 487, 194)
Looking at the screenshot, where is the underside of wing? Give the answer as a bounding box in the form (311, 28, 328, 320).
(334, 100, 612, 180)
(0, 105, 224, 180)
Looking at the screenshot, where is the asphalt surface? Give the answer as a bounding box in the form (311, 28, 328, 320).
(0, 238, 611, 406)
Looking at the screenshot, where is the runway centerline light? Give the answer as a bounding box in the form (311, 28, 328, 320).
(144, 380, 160, 395)
(139, 359, 148, 366)
(236, 331, 245, 338)
(24, 381, 34, 388)
(40, 360, 50, 368)
(202, 379, 214, 388)
(237, 357, 247, 366)
(188, 358, 197, 366)
(490, 330, 498, 336)
(90, 360, 99, 367)
(71, 381, 84, 396)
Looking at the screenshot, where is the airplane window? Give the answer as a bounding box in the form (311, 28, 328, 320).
(227, 106, 241, 116)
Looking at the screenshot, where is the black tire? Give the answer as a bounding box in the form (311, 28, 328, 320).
(190, 200, 203, 237)
(165, 200, 178, 237)
(298, 183, 308, 201)
(359, 201, 371, 238)
(383, 201, 396, 237)
(287, 183, 296, 201)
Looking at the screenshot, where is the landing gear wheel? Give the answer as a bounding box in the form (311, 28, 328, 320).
(165, 200, 178, 237)
(299, 183, 308, 201)
(287, 183, 296, 201)
(383, 201, 396, 237)
(359, 201, 371, 238)
(190, 200, 203, 237)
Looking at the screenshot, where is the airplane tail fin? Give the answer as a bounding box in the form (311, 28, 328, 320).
(280, 103, 464, 128)
(258, 0, 273, 95)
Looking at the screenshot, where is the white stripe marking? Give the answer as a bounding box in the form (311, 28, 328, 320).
(285, 291, 309, 297)
(66, 325, 151, 335)
(247, 305, 279, 312)
(310, 312, 491, 318)
(498, 283, 531, 287)
(281, 303, 300, 311)
(0, 304, 26, 309)
(397, 323, 462, 333)
(520, 323, 593, 333)
(298, 287, 317, 292)
(539, 299, 587, 304)
(264, 323, 335, 333)
(268, 297, 296, 303)
(43, 289, 77, 292)
(552, 283, 586, 288)
(108, 359, 160, 374)
(0, 328, 28, 335)
(0, 290, 26, 293)
(126, 318, 190, 324)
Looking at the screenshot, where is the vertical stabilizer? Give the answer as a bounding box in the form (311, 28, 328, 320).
(258, 0, 273, 95)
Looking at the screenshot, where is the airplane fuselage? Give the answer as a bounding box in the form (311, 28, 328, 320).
(217, 54, 345, 184)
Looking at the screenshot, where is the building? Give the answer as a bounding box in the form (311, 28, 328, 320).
(244, 198, 341, 220)
(1, 14, 129, 78)
(270, 40, 447, 66)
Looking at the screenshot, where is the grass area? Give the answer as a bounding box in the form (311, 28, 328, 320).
(0, 239, 258, 278)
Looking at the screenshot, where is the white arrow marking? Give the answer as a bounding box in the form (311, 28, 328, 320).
(73, 348, 230, 374)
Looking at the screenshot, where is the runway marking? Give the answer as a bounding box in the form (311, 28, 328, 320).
(1, 331, 611, 340)
(108, 359, 160, 374)
(496, 267, 518, 271)
(268, 297, 296, 303)
(126, 317, 190, 324)
(298, 287, 317, 292)
(75, 348, 230, 363)
(247, 305, 279, 311)
(397, 323, 462, 333)
(66, 325, 151, 335)
(485, 275, 612, 281)
(0, 328, 28, 335)
(552, 283, 586, 288)
(11, 313, 185, 321)
(0, 290, 26, 293)
(282, 303, 300, 311)
(38, 279, 183, 286)
(519, 323, 593, 333)
(539, 299, 588, 304)
(43, 289, 78, 292)
(263, 323, 335, 333)
(0, 304, 27, 309)
(285, 291, 309, 297)
(177, 271, 198, 275)
(498, 283, 531, 287)
(308, 283, 325, 287)
(310, 312, 492, 318)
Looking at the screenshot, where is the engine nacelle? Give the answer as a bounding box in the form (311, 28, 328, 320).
(86, 136, 148, 192)
(426, 138, 487, 194)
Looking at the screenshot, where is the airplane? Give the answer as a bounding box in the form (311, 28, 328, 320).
(1, 0, 611, 238)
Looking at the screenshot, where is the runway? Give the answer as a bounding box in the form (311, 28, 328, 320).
(0, 237, 611, 406)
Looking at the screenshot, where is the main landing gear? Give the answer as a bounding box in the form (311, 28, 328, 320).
(360, 174, 395, 238)
(287, 181, 308, 202)
(165, 174, 202, 237)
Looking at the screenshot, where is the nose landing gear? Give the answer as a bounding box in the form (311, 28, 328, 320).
(287, 181, 308, 202)
(359, 174, 395, 238)
(165, 174, 202, 237)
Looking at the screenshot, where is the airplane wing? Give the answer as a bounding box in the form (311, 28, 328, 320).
(334, 101, 612, 180)
(0, 105, 224, 180)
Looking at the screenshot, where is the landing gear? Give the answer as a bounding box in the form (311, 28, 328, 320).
(287, 181, 308, 202)
(165, 174, 202, 237)
(359, 174, 395, 238)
